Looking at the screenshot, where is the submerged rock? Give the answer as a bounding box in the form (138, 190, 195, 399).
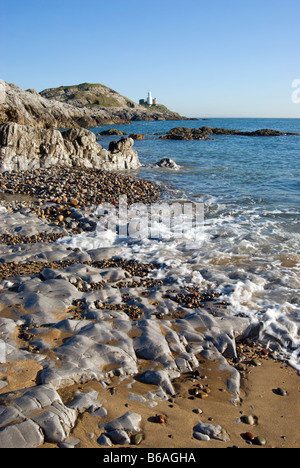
(156, 158, 180, 170)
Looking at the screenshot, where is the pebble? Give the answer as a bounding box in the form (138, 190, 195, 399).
(0, 167, 161, 211)
(155, 414, 166, 424)
(254, 436, 266, 446)
(131, 433, 143, 445)
(251, 359, 262, 367)
(243, 415, 255, 425)
(244, 432, 255, 442)
(276, 387, 287, 396)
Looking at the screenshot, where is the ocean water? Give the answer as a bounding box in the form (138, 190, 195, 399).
(63, 118, 300, 370)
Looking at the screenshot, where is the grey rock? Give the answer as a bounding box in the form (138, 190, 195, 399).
(31, 401, 77, 443)
(0, 419, 44, 448)
(0, 405, 25, 427)
(193, 432, 211, 441)
(100, 411, 142, 434)
(193, 420, 230, 442)
(0, 122, 141, 173)
(137, 370, 177, 395)
(97, 433, 113, 446)
(68, 389, 102, 414)
(107, 429, 131, 445)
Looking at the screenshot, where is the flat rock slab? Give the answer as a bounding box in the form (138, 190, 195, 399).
(0, 384, 77, 447)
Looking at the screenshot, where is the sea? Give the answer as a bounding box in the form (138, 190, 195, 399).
(60, 118, 300, 372)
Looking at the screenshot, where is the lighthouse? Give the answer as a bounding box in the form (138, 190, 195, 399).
(147, 90, 153, 105)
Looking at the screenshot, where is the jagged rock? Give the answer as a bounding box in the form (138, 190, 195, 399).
(0, 122, 141, 172)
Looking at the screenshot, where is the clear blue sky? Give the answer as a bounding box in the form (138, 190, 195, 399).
(1, 0, 300, 117)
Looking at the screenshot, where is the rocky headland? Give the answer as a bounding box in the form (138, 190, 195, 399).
(0, 80, 187, 130)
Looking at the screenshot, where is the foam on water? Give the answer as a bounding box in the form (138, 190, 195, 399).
(58, 202, 300, 371)
(59, 118, 300, 370)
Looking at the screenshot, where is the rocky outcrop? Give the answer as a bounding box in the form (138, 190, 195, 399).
(0, 80, 187, 130)
(0, 122, 141, 172)
(160, 126, 300, 140)
(160, 127, 210, 140)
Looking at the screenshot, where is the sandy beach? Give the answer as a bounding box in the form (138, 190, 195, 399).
(42, 356, 300, 449)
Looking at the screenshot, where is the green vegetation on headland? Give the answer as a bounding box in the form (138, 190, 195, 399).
(40, 82, 136, 109)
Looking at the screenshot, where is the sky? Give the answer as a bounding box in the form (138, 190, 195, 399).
(1, 0, 300, 118)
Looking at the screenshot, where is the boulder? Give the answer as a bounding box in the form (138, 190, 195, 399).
(0, 122, 141, 172)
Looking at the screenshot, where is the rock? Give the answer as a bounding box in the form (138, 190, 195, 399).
(160, 126, 299, 141)
(98, 129, 125, 136)
(0, 123, 141, 172)
(129, 133, 144, 140)
(156, 158, 180, 170)
(68, 389, 102, 414)
(131, 433, 144, 445)
(193, 420, 230, 442)
(0, 384, 77, 447)
(97, 433, 113, 446)
(193, 432, 211, 441)
(137, 370, 176, 396)
(155, 414, 166, 424)
(244, 431, 255, 442)
(100, 412, 142, 434)
(160, 127, 210, 140)
(31, 401, 77, 443)
(0, 419, 44, 448)
(107, 429, 131, 445)
(243, 415, 255, 425)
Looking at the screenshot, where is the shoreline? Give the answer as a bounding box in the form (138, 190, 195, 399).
(0, 166, 299, 449)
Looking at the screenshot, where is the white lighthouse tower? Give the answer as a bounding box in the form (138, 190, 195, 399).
(147, 90, 153, 105)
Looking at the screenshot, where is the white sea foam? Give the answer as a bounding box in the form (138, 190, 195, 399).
(57, 199, 300, 372)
